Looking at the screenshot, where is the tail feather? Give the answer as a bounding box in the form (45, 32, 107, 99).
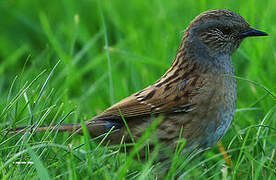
(9, 123, 82, 135)
(9, 120, 124, 143)
(38, 123, 82, 133)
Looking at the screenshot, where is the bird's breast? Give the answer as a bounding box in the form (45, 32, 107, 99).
(198, 73, 237, 147)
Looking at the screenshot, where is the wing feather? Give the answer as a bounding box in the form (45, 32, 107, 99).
(92, 74, 205, 122)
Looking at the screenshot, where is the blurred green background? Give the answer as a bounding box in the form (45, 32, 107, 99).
(0, 0, 275, 179)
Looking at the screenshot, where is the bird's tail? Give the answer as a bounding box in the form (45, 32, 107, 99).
(8, 123, 82, 135)
(8, 120, 122, 139)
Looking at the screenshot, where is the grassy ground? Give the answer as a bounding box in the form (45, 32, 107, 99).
(0, 0, 275, 179)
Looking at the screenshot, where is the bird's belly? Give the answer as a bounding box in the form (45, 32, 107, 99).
(206, 104, 235, 146)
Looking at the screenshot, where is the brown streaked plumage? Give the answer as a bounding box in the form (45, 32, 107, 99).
(11, 9, 268, 158)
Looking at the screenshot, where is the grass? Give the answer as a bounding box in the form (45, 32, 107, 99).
(0, 0, 275, 179)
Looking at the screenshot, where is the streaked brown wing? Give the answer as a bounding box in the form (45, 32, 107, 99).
(92, 74, 204, 121)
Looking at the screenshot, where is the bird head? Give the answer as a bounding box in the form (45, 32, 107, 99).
(186, 9, 268, 55)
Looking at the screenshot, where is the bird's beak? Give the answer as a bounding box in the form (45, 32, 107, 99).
(239, 27, 268, 38)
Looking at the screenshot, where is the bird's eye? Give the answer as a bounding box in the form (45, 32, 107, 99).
(219, 27, 232, 35)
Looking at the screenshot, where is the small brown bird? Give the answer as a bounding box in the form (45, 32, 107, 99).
(13, 9, 267, 156)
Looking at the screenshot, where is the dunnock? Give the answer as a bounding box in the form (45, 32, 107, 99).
(14, 9, 268, 155)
